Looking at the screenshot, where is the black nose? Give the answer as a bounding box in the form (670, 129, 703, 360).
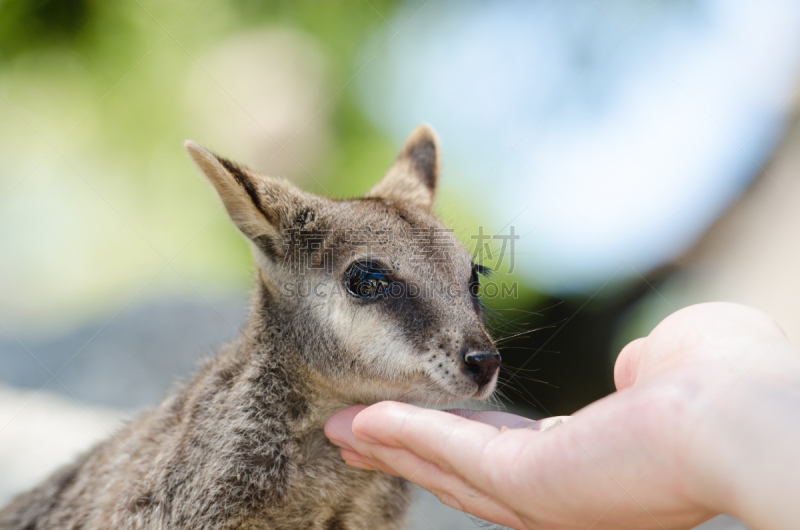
(462, 351, 501, 387)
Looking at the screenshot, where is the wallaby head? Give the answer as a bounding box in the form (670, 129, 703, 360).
(184, 125, 499, 405)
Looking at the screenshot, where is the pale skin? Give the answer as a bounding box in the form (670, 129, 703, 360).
(325, 302, 800, 529)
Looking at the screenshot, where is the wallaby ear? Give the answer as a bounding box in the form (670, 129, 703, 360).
(367, 124, 439, 210)
(184, 140, 313, 259)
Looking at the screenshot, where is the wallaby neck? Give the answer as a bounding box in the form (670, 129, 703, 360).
(238, 281, 350, 433)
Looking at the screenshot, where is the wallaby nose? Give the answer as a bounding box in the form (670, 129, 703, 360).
(462, 350, 501, 387)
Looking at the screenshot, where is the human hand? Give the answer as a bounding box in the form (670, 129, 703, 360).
(325, 303, 800, 529)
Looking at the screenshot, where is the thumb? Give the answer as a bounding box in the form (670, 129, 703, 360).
(614, 337, 645, 390)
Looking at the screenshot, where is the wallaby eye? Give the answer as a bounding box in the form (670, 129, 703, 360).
(345, 261, 392, 298)
(470, 263, 490, 297)
(469, 268, 480, 297)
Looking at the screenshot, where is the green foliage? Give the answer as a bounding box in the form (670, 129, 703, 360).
(0, 0, 91, 59)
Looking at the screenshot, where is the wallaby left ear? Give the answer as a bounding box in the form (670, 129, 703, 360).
(367, 124, 439, 210)
(184, 140, 317, 261)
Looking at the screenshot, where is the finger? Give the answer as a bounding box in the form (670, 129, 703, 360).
(331, 402, 558, 527)
(351, 402, 514, 484)
(446, 409, 539, 429)
(448, 409, 570, 432)
(615, 337, 646, 390)
(341, 444, 527, 529)
(329, 405, 548, 452)
(330, 407, 523, 526)
(325, 404, 367, 450)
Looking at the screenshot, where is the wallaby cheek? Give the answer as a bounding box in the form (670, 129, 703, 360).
(312, 297, 414, 379)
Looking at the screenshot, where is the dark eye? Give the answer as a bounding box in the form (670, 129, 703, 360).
(469, 268, 480, 297)
(345, 261, 392, 298)
(470, 263, 490, 297)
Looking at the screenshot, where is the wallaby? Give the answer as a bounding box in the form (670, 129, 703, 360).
(0, 125, 500, 529)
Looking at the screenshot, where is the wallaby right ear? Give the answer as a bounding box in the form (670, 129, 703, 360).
(367, 124, 439, 210)
(184, 140, 311, 258)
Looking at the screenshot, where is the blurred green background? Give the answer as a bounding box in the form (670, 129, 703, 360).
(0, 0, 412, 328)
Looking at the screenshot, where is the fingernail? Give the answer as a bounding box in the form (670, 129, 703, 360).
(324, 428, 353, 450)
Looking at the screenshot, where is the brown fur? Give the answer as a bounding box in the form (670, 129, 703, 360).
(0, 125, 499, 529)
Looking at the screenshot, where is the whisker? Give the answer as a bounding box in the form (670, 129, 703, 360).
(502, 373, 558, 388)
(501, 365, 544, 372)
(494, 324, 558, 343)
(499, 346, 561, 354)
(494, 381, 539, 409)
